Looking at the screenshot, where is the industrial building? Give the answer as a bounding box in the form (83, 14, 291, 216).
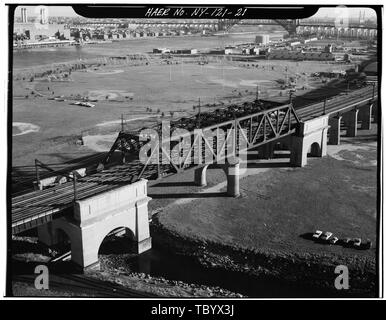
(255, 34, 270, 45)
(172, 48, 198, 54)
(267, 49, 335, 61)
(153, 48, 171, 53)
(225, 46, 243, 55)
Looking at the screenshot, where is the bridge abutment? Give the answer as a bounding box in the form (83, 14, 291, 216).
(290, 116, 329, 167)
(342, 109, 359, 137)
(328, 115, 342, 145)
(37, 179, 152, 272)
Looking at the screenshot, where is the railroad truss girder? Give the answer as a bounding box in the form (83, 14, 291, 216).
(101, 103, 301, 183)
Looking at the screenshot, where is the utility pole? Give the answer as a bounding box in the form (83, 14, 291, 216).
(121, 139, 126, 164)
(73, 171, 78, 202)
(198, 98, 201, 128)
(34, 159, 40, 190)
(255, 85, 259, 103)
(372, 82, 375, 100)
(121, 114, 124, 132)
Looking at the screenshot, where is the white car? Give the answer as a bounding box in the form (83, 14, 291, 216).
(320, 231, 333, 241)
(312, 230, 322, 239)
(353, 238, 362, 248)
(329, 237, 339, 245)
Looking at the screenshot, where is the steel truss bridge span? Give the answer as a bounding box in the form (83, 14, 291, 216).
(104, 103, 300, 177)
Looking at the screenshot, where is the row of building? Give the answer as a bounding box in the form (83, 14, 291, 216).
(77, 28, 193, 42)
(13, 23, 198, 46)
(14, 8, 202, 46)
(152, 41, 347, 63)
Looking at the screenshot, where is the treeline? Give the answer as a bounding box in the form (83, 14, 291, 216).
(14, 61, 88, 81)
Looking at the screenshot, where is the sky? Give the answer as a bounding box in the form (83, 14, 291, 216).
(314, 7, 376, 20)
(13, 5, 377, 20)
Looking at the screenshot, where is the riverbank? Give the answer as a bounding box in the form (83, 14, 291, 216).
(150, 217, 376, 297)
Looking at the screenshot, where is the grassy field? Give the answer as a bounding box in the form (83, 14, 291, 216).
(12, 58, 355, 167)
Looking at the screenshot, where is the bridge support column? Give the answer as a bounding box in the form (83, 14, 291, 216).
(358, 104, 373, 130)
(257, 142, 275, 159)
(194, 165, 208, 187)
(373, 102, 378, 123)
(290, 116, 329, 167)
(328, 115, 342, 145)
(342, 109, 359, 137)
(221, 157, 240, 197)
(38, 179, 152, 272)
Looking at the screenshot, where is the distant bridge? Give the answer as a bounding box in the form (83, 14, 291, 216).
(71, 19, 377, 37)
(219, 19, 377, 36)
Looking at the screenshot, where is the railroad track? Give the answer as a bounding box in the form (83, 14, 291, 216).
(13, 273, 158, 298)
(296, 86, 376, 120)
